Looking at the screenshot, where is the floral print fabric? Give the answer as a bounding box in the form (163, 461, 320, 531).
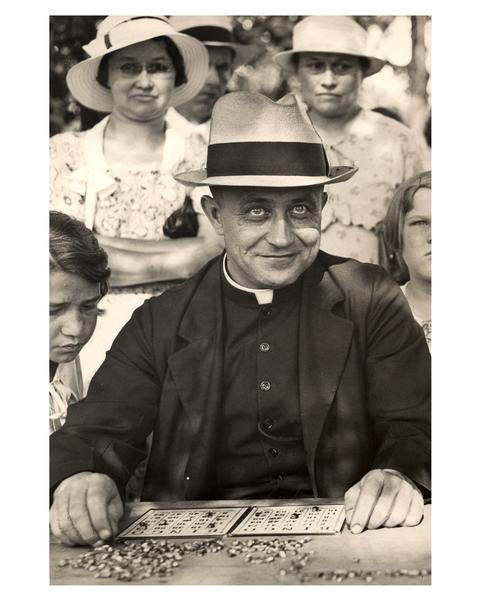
(49, 116, 206, 239)
(318, 109, 428, 263)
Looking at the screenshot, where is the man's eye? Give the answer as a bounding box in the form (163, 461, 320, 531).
(49, 307, 62, 316)
(291, 205, 309, 216)
(249, 207, 267, 218)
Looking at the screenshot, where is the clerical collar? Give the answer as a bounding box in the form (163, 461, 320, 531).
(222, 254, 274, 305)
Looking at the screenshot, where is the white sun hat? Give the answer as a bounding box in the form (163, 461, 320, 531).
(274, 16, 385, 77)
(66, 15, 209, 112)
(174, 91, 357, 188)
(169, 15, 256, 69)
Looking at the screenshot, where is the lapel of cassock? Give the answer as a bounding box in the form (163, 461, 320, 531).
(298, 256, 354, 495)
(167, 257, 225, 497)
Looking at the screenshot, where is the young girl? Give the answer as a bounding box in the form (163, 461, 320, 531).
(384, 171, 431, 351)
(49, 211, 110, 433)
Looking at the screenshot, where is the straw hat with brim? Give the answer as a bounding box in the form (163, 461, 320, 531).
(66, 15, 209, 112)
(274, 16, 385, 77)
(174, 92, 357, 188)
(169, 15, 256, 69)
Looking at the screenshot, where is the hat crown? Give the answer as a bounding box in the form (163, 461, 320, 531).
(84, 15, 173, 57)
(169, 15, 233, 34)
(209, 92, 324, 145)
(292, 16, 368, 56)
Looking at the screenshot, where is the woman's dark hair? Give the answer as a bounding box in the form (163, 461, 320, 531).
(96, 36, 187, 89)
(50, 211, 110, 297)
(291, 52, 369, 75)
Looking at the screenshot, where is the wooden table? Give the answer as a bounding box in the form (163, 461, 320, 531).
(50, 498, 431, 585)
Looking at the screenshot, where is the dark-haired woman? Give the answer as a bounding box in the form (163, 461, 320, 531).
(49, 17, 223, 386)
(49, 211, 110, 433)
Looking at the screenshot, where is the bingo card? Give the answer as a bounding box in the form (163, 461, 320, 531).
(118, 507, 249, 539)
(230, 504, 345, 536)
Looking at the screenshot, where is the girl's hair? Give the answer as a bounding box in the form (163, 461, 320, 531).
(96, 36, 187, 89)
(49, 211, 110, 297)
(384, 171, 432, 253)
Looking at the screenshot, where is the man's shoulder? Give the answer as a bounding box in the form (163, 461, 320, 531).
(143, 254, 222, 313)
(317, 251, 395, 300)
(318, 250, 383, 279)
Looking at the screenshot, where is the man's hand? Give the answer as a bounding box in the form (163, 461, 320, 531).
(50, 472, 124, 546)
(344, 469, 424, 534)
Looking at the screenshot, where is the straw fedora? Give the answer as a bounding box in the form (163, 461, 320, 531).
(66, 16, 209, 112)
(169, 16, 255, 69)
(274, 16, 385, 77)
(174, 92, 357, 188)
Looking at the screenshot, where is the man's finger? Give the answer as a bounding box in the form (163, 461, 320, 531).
(107, 493, 125, 538)
(384, 480, 414, 527)
(86, 478, 118, 542)
(56, 492, 86, 546)
(366, 473, 403, 529)
(50, 503, 74, 546)
(402, 489, 424, 527)
(349, 470, 384, 534)
(68, 487, 99, 545)
(344, 484, 361, 526)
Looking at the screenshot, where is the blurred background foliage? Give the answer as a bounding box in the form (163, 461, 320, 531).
(50, 15, 431, 139)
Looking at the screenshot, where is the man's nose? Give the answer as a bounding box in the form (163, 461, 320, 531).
(266, 217, 295, 248)
(205, 64, 221, 86)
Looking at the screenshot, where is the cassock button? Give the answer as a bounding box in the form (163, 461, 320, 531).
(259, 342, 270, 352)
(263, 418, 274, 430)
(260, 380, 271, 391)
(269, 447, 279, 457)
(262, 307, 272, 317)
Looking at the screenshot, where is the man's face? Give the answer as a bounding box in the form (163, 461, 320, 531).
(295, 52, 363, 119)
(202, 186, 327, 289)
(177, 46, 234, 123)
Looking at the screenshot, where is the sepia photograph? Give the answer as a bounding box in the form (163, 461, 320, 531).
(47, 11, 432, 587)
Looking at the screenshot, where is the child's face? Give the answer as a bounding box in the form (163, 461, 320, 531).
(402, 188, 431, 283)
(50, 271, 102, 364)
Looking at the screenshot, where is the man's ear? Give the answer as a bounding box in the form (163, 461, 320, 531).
(201, 195, 224, 236)
(321, 191, 328, 208)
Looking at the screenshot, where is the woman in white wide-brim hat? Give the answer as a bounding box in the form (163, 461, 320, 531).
(50, 16, 224, 396)
(274, 16, 428, 267)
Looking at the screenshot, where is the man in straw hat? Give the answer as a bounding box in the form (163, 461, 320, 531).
(50, 92, 430, 547)
(274, 16, 428, 265)
(166, 16, 255, 142)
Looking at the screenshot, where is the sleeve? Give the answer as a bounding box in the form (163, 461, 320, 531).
(49, 299, 165, 502)
(365, 268, 431, 492)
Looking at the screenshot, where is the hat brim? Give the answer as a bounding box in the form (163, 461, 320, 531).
(174, 166, 357, 187)
(203, 41, 256, 69)
(274, 49, 385, 77)
(67, 32, 209, 112)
